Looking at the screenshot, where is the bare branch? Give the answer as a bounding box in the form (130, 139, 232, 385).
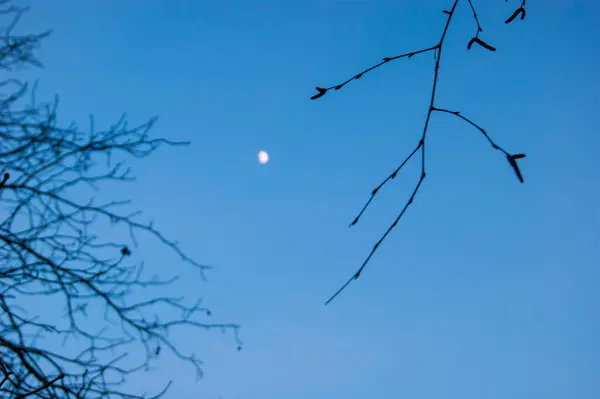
(315, 0, 528, 305)
(310, 46, 438, 100)
(0, 2, 240, 398)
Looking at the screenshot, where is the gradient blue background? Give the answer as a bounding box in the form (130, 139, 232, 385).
(12, 0, 600, 398)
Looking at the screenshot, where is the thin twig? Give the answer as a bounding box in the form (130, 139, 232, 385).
(15, 374, 64, 399)
(432, 107, 526, 182)
(431, 107, 508, 154)
(310, 46, 438, 99)
(466, 0, 483, 35)
(0, 371, 12, 387)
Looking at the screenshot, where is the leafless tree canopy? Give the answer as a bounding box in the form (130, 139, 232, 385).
(311, 0, 528, 304)
(0, 2, 239, 398)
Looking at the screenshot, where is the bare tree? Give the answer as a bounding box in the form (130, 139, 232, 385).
(0, 2, 240, 398)
(311, 0, 529, 304)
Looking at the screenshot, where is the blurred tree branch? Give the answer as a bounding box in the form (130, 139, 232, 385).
(310, 0, 529, 304)
(0, 1, 240, 398)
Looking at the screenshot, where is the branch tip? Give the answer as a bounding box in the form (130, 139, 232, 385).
(310, 87, 327, 100)
(505, 7, 526, 24)
(507, 153, 526, 183)
(468, 37, 497, 52)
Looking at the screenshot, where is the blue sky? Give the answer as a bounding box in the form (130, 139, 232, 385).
(13, 0, 600, 398)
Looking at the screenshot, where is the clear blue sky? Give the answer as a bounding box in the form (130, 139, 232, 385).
(15, 1, 600, 398)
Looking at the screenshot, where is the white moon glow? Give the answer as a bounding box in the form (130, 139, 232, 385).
(258, 150, 269, 165)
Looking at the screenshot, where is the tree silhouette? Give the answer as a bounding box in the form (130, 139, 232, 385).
(311, 0, 528, 304)
(0, 2, 239, 398)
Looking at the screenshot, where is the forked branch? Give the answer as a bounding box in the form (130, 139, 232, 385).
(311, 0, 529, 305)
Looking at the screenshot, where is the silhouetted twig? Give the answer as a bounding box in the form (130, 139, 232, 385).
(0, 372, 65, 399)
(466, 0, 483, 35)
(311, 0, 528, 305)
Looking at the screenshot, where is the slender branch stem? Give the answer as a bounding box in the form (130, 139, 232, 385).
(431, 107, 509, 155)
(0, 371, 11, 387)
(325, 0, 461, 305)
(322, 46, 439, 94)
(16, 374, 64, 399)
(467, 0, 483, 35)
